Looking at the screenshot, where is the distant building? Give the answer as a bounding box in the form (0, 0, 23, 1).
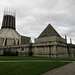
(0, 9, 75, 58)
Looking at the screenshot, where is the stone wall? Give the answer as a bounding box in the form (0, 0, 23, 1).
(32, 42, 69, 58)
(33, 36, 70, 58)
(67, 44, 75, 58)
(0, 42, 75, 58)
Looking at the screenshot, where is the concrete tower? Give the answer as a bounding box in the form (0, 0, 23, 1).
(1, 9, 16, 30)
(0, 9, 21, 46)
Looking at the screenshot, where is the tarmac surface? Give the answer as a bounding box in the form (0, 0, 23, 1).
(42, 61, 75, 75)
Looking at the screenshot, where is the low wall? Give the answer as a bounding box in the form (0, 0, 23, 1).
(0, 43, 75, 58)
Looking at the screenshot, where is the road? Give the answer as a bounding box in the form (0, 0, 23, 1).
(42, 61, 75, 75)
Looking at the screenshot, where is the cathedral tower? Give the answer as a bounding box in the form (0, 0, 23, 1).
(0, 9, 21, 46)
(1, 9, 16, 30)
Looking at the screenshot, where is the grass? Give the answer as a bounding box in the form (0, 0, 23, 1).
(0, 56, 75, 61)
(0, 61, 70, 75)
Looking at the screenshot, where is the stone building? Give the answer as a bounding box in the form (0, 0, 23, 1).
(33, 24, 68, 58)
(0, 10, 75, 58)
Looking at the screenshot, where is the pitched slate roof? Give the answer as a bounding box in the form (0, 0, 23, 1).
(38, 23, 61, 38)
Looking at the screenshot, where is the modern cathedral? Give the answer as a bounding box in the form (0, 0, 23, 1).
(0, 10, 75, 58)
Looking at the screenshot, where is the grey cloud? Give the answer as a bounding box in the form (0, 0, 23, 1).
(0, 0, 75, 43)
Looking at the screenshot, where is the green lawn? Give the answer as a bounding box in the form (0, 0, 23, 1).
(0, 56, 75, 61)
(0, 61, 70, 75)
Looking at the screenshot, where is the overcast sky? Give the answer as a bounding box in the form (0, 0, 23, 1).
(0, 0, 75, 43)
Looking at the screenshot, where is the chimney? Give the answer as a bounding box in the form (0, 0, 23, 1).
(70, 38, 72, 44)
(65, 35, 67, 44)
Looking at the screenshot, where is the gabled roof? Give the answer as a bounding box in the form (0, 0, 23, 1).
(38, 23, 61, 38)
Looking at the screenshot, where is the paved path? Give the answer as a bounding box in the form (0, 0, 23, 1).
(42, 61, 75, 75)
(0, 60, 73, 62)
